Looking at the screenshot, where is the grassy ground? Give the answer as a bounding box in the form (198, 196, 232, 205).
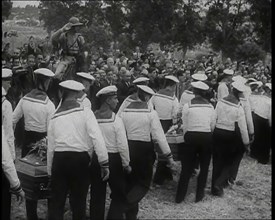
(11, 145, 271, 220)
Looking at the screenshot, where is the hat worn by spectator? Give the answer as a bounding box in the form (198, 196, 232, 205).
(96, 85, 117, 97)
(223, 69, 234, 75)
(265, 83, 271, 90)
(165, 75, 179, 83)
(76, 72, 95, 81)
(34, 68, 55, 77)
(137, 85, 155, 95)
(232, 81, 246, 92)
(191, 81, 209, 90)
(2, 68, 13, 78)
(133, 77, 149, 84)
(2, 87, 7, 96)
(232, 75, 247, 84)
(64, 17, 84, 31)
(59, 80, 85, 91)
(191, 73, 207, 81)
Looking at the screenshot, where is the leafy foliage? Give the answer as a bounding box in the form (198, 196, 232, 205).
(37, 0, 271, 58)
(247, 0, 271, 52)
(234, 41, 265, 64)
(204, 0, 250, 60)
(2, 0, 13, 22)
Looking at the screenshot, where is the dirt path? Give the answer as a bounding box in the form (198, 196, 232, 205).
(11, 154, 271, 219)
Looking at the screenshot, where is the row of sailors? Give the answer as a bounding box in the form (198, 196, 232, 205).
(2, 67, 271, 220)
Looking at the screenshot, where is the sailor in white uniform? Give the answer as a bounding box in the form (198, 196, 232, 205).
(217, 69, 234, 101)
(228, 76, 255, 183)
(47, 80, 109, 220)
(90, 85, 131, 220)
(250, 82, 271, 164)
(178, 72, 208, 176)
(179, 72, 208, 113)
(76, 72, 95, 109)
(117, 76, 153, 116)
(152, 75, 179, 186)
(2, 127, 25, 220)
(211, 81, 250, 197)
(2, 68, 15, 160)
(12, 68, 56, 220)
(176, 81, 216, 203)
(120, 85, 175, 220)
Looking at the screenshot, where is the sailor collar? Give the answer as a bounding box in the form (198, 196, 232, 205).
(221, 98, 240, 108)
(53, 100, 83, 119)
(124, 100, 151, 113)
(23, 89, 49, 104)
(77, 92, 87, 102)
(96, 112, 116, 123)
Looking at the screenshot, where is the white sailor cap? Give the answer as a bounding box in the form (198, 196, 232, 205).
(137, 85, 155, 95)
(59, 80, 85, 91)
(223, 69, 234, 75)
(96, 85, 117, 97)
(232, 75, 247, 84)
(249, 81, 263, 88)
(165, 75, 179, 83)
(2, 87, 7, 96)
(2, 68, 13, 78)
(191, 81, 209, 90)
(76, 72, 95, 81)
(265, 83, 271, 90)
(232, 81, 246, 92)
(191, 73, 208, 81)
(133, 77, 150, 84)
(34, 68, 55, 77)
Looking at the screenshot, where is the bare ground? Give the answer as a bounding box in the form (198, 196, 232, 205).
(11, 147, 271, 220)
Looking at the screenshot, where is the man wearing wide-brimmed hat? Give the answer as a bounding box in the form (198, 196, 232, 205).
(51, 16, 85, 80)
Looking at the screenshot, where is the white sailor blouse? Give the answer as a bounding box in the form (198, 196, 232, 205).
(253, 95, 271, 127)
(13, 89, 55, 133)
(181, 98, 216, 136)
(2, 127, 21, 190)
(120, 100, 172, 157)
(215, 99, 250, 145)
(240, 97, 254, 135)
(249, 93, 260, 113)
(47, 103, 108, 175)
(152, 92, 179, 121)
(97, 113, 130, 168)
(77, 92, 92, 109)
(117, 93, 153, 117)
(179, 90, 195, 113)
(2, 96, 15, 160)
(217, 82, 229, 101)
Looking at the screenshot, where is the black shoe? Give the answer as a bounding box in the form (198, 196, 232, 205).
(195, 193, 205, 203)
(211, 186, 224, 197)
(175, 195, 184, 203)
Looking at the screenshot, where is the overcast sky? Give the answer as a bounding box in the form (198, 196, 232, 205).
(12, 1, 40, 8)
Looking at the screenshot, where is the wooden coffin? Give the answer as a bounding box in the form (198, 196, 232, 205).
(15, 157, 50, 201)
(166, 133, 184, 161)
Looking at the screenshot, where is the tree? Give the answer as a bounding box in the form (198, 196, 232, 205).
(247, 0, 271, 53)
(2, 0, 13, 22)
(234, 41, 265, 64)
(172, 0, 205, 57)
(204, 0, 250, 60)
